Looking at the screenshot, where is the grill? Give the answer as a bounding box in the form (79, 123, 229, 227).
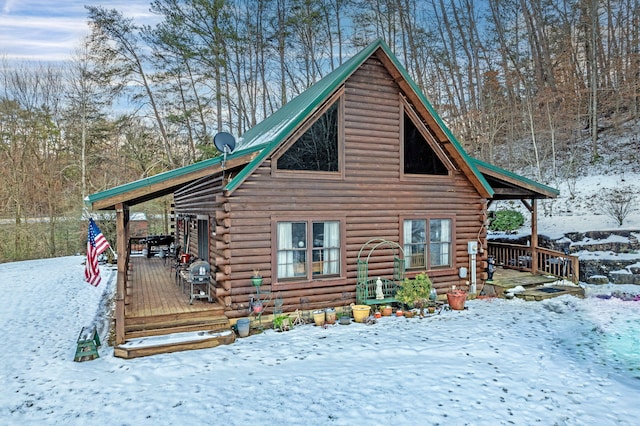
(188, 260, 211, 304)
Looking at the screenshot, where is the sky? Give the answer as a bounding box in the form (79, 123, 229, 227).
(0, 0, 156, 62)
(1, 255, 639, 424)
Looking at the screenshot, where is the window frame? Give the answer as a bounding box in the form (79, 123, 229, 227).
(400, 99, 455, 181)
(271, 89, 345, 180)
(400, 214, 455, 273)
(272, 216, 345, 286)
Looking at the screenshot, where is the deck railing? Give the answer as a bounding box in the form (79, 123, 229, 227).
(488, 242, 579, 284)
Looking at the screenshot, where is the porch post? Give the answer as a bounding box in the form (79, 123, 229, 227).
(530, 199, 538, 275)
(115, 203, 130, 345)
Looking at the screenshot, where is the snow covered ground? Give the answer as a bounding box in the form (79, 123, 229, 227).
(2, 128, 639, 424)
(1, 255, 640, 425)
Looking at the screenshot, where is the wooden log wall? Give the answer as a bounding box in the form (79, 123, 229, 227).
(174, 172, 236, 306)
(213, 56, 488, 318)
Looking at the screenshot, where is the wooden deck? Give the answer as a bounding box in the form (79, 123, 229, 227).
(125, 256, 220, 319)
(115, 256, 234, 359)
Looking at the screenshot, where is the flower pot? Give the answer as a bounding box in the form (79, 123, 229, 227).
(236, 318, 250, 337)
(325, 308, 337, 324)
(382, 306, 392, 316)
(396, 310, 404, 317)
(339, 316, 351, 325)
(352, 305, 371, 323)
(313, 310, 325, 326)
(251, 276, 263, 286)
(447, 290, 467, 310)
(374, 311, 382, 319)
(427, 306, 436, 314)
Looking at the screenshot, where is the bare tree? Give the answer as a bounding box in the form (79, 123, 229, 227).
(86, 6, 175, 167)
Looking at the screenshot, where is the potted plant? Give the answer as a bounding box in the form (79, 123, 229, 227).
(447, 286, 467, 310)
(396, 273, 433, 311)
(381, 305, 393, 316)
(251, 269, 263, 286)
(272, 314, 291, 331)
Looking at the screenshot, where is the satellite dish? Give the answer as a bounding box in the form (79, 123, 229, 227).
(214, 132, 236, 171)
(213, 132, 236, 154)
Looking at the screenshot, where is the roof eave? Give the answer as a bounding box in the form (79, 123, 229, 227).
(86, 149, 261, 210)
(472, 158, 559, 199)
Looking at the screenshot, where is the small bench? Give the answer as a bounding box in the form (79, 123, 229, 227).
(356, 277, 399, 306)
(74, 325, 101, 362)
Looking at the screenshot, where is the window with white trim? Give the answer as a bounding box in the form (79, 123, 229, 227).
(277, 220, 340, 280)
(403, 218, 452, 269)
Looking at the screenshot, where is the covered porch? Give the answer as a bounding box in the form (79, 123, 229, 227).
(114, 255, 233, 359)
(472, 159, 580, 285)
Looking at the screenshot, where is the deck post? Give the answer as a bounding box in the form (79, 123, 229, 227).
(530, 199, 538, 275)
(115, 203, 130, 345)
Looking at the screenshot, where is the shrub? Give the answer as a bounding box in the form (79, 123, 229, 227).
(489, 209, 525, 232)
(599, 187, 637, 226)
(396, 273, 432, 306)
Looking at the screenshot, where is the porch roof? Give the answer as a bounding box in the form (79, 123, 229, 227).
(471, 158, 559, 200)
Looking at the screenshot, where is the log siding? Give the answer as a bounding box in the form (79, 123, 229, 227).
(174, 56, 487, 318)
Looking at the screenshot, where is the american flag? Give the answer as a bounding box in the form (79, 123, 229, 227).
(85, 218, 110, 287)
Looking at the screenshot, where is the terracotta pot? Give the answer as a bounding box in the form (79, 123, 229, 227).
(447, 290, 467, 310)
(396, 310, 404, 316)
(374, 312, 382, 318)
(382, 307, 392, 316)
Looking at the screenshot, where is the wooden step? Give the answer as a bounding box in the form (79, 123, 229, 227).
(125, 308, 226, 328)
(125, 316, 231, 339)
(115, 329, 236, 359)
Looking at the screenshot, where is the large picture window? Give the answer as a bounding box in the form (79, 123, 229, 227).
(277, 220, 340, 281)
(403, 217, 452, 270)
(403, 109, 449, 176)
(277, 101, 339, 172)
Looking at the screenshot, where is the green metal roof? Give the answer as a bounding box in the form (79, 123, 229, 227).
(87, 38, 556, 209)
(84, 144, 260, 208)
(225, 38, 494, 195)
(471, 157, 559, 198)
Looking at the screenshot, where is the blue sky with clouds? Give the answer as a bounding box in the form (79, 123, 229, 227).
(0, 0, 156, 62)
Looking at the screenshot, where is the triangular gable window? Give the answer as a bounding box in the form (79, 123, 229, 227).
(404, 113, 448, 175)
(277, 101, 339, 172)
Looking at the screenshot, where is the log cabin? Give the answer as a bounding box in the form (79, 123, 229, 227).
(86, 39, 561, 356)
